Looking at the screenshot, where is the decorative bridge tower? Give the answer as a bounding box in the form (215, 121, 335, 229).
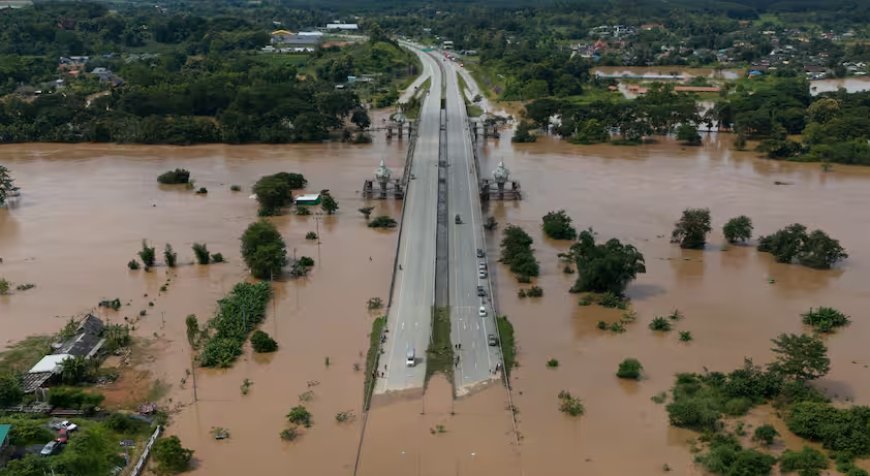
(363, 159, 404, 199)
(480, 160, 521, 201)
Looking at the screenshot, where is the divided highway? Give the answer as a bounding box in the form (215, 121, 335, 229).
(374, 47, 442, 393)
(375, 44, 502, 395)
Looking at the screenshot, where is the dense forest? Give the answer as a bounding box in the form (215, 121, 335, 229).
(0, 2, 417, 144)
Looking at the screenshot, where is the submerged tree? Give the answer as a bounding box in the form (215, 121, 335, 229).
(758, 224, 847, 269)
(569, 229, 645, 296)
(672, 208, 712, 249)
(241, 220, 288, 279)
(0, 165, 19, 207)
(723, 215, 753, 244)
(139, 240, 156, 269)
(541, 210, 577, 240)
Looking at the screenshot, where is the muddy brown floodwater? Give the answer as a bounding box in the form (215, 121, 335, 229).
(2, 125, 870, 475)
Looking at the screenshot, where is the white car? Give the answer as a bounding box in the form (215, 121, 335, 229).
(61, 421, 78, 432)
(478, 306, 487, 317)
(478, 270, 487, 279)
(406, 348, 416, 367)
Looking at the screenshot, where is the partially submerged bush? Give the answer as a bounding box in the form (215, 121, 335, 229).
(287, 405, 312, 428)
(368, 215, 398, 228)
(801, 306, 850, 333)
(617, 358, 643, 380)
(192, 243, 210, 265)
(251, 330, 278, 353)
(649, 317, 672, 332)
(557, 391, 585, 416)
(157, 169, 191, 185)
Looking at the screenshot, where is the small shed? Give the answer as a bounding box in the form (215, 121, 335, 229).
(295, 194, 321, 206)
(0, 424, 11, 452)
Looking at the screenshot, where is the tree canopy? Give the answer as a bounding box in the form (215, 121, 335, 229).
(569, 229, 646, 296)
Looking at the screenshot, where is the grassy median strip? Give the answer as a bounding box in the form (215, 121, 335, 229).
(363, 315, 386, 409)
(497, 315, 516, 379)
(425, 307, 454, 383)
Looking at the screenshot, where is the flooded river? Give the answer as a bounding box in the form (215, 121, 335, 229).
(2, 127, 870, 474)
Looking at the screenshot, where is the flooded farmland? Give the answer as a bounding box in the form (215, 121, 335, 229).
(2, 128, 870, 475)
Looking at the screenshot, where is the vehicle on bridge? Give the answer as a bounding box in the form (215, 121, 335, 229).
(477, 285, 486, 297)
(476, 249, 485, 258)
(478, 306, 487, 317)
(455, 214, 462, 224)
(406, 348, 416, 367)
(488, 334, 498, 346)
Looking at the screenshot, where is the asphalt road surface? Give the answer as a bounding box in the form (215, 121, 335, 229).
(374, 46, 442, 394)
(442, 57, 503, 395)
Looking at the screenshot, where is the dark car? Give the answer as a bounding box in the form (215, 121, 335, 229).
(487, 334, 498, 346)
(476, 249, 485, 258)
(477, 285, 485, 297)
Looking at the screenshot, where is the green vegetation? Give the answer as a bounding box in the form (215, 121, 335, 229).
(557, 390, 584, 417)
(211, 253, 225, 263)
(240, 220, 288, 279)
(788, 402, 870, 456)
(753, 424, 778, 446)
(366, 297, 383, 310)
(0, 278, 9, 295)
(541, 210, 577, 240)
(192, 243, 210, 264)
(568, 229, 645, 296)
(769, 333, 830, 382)
(723, 216, 753, 244)
(368, 215, 398, 228)
(198, 281, 272, 368)
(779, 446, 827, 476)
(499, 225, 539, 280)
(801, 306, 850, 333)
(157, 169, 190, 185)
(679, 331, 693, 342)
(253, 172, 307, 216)
(363, 316, 386, 408)
(127, 259, 140, 270)
(676, 123, 702, 146)
(617, 358, 643, 380)
(666, 333, 832, 438)
(496, 315, 516, 377)
(287, 405, 312, 428)
(138, 240, 156, 269)
(47, 387, 105, 412)
(695, 433, 776, 476)
(306, 231, 318, 240)
(0, 335, 52, 375)
(152, 436, 194, 475)
(546, 359, 559, 368)
(649, 317, 672, 332)
(0, 165, 19, 207)
(163, 243, 177, 268)
(758, 224, 848, 269)
(425, 307, 453, 382)
(250, 330, 278, 353)
(321, 193, 339, 215)
(0, 374, 23, 406)
(511, 120, 536, 143)
(672, 208, 712, 249)
(0, 415, 154, 476)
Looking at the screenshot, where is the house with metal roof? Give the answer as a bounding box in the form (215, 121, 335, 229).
(22, 315, 106, 393)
